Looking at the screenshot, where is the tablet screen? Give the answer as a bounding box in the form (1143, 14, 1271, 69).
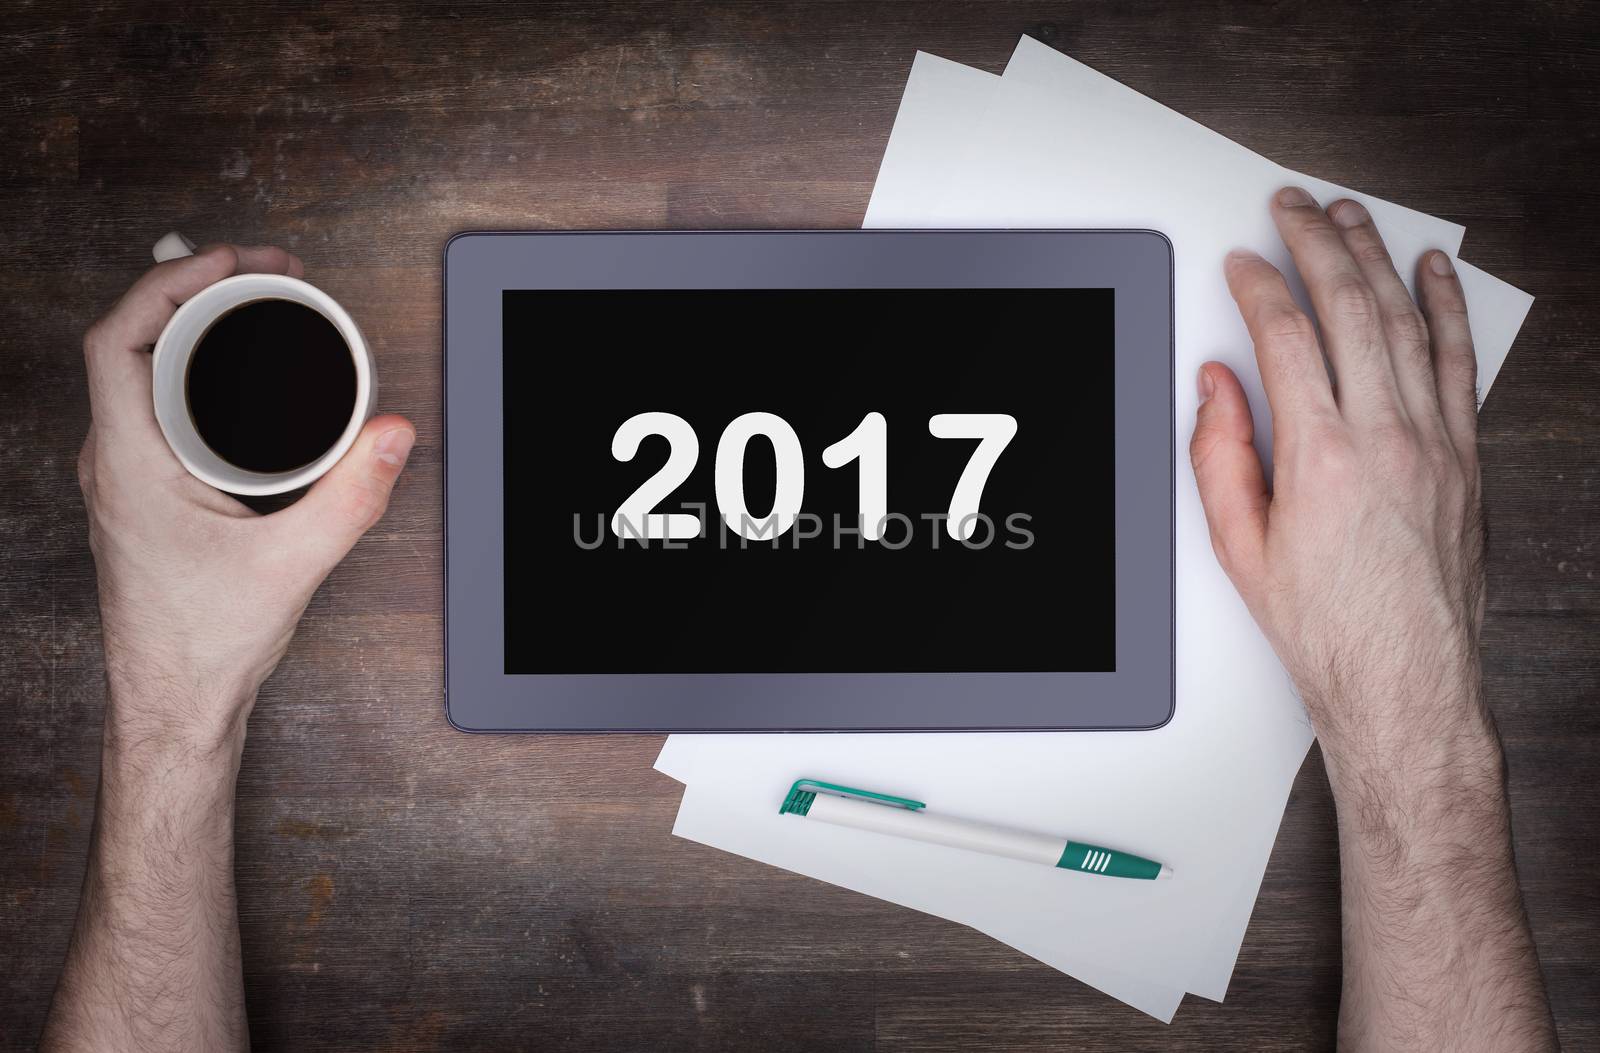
(501, 288, 1114, 674)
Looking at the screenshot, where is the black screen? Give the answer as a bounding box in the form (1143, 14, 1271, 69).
(502, 289, 1114, 673)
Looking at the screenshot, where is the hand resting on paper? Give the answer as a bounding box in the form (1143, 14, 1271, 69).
(42, 246, 414, 1051)
(1191, 187, 1556, 1051)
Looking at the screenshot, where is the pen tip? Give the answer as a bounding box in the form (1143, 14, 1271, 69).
(1158, 864, 1174, 880)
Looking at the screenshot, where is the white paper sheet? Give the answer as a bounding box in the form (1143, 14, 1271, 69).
(862, 53, 999, 228)
(672, 782, 1190, 1022)
(660, 37, 1535, 1021)
(658, 712, 1310, 1017)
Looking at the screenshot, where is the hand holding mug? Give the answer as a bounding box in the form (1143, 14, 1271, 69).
(79, 241, 414, 750)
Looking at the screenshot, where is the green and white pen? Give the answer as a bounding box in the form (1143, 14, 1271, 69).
(779, 779, 1172, 880)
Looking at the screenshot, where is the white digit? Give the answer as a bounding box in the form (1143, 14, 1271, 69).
(716, 412, 805, 540)
(928, 413, 1018, 541)
(822, 412, 888, 541)
(610, 412, 701, 541)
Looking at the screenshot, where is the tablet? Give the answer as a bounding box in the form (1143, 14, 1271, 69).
(444, 230, 1173, 732)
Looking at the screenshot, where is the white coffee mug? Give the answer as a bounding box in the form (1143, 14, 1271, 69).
(149, 232, 377, 495)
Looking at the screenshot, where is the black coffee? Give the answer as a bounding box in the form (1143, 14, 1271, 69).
(186, 299, 357, 474)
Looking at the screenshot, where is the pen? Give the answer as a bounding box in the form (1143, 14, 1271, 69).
(779, 779, 1172, 880)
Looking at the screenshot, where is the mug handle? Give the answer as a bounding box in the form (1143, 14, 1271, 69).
(152, 231, 196, 263)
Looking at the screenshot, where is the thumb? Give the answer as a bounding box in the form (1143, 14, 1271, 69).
(1190, 363, 1269, 584)
(274, 414, 415, 572)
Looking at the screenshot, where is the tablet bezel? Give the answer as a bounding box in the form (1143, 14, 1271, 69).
(443, 230, 1173, 732)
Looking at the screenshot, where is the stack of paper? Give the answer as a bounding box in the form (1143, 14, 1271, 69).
(654, 37, 1533, 1022)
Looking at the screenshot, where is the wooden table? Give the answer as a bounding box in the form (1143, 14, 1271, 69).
(2, 3, 1595, 1049)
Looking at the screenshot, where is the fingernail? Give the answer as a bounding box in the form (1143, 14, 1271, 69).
(1225, 248, 1262, 267)
(1332, 200, 1369, 228)
(1429, 251, 1454, 277)
(1197, 366, 1215, 403)
(375, 428, 415, 468)
(1277, 186, 1314, 208)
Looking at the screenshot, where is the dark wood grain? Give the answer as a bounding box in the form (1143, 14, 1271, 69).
(2, 2, 1596, 1049)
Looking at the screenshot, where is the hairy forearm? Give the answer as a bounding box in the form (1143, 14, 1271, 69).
(42, 688, 252, 1053)
(1317, 677, 1557, 1052)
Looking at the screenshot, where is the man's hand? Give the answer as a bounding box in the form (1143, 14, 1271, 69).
(1193, 188, 1489, 763)
(45, 244, 412, 1052)
(1192, 188, 1555, 1050)
(78, 244, 414, 749)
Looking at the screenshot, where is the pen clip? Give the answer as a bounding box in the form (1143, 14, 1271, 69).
(779, 778, 926, 816)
